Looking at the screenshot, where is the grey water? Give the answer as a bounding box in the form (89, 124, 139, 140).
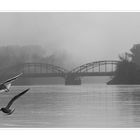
(0, 77, 140, 127)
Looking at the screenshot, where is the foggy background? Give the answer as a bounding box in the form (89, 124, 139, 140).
(0, 12, 140, 70)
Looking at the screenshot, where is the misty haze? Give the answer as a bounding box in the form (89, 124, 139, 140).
(0, 12, 140, 127)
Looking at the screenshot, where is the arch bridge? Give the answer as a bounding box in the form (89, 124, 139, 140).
(21, 60, 120, 77)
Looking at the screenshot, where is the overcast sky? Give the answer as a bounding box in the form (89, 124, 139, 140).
(0, 12, 140, 64)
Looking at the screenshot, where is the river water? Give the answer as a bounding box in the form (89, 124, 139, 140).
(0, 77, 140, 127)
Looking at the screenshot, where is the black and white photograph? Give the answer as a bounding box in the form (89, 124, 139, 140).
(0, 12, 140, 128)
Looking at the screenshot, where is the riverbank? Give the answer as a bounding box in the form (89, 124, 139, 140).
(107, 60, 140, 85)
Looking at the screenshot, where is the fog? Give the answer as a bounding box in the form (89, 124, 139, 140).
(0, 45, 74, 70)
(0, 12, 140, 69)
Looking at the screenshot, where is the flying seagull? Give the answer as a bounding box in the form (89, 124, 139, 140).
(0, 88, 30, 115)
(0, 73, 23, 93)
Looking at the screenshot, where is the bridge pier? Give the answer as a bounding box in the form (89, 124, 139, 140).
(65, 74, 81, 85)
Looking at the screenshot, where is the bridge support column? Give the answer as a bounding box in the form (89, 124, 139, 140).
(65, 74, 81, 85)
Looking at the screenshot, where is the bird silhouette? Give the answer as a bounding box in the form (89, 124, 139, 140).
(0, 73, 23, 93)
(0, 88, 30, 115)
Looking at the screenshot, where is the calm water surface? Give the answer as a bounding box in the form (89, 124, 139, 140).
(0, 84, 140, 127)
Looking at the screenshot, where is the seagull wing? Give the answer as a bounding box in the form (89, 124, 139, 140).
(1, 73, 23, 85)
(6, 88, 30, 109)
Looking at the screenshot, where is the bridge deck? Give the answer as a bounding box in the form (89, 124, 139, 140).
(69, 72, 115, 76)
(23, 72, 115, 78)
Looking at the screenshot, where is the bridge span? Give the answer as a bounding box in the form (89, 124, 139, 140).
(22, 63, 67, 77)
(65, 60, 119, 84)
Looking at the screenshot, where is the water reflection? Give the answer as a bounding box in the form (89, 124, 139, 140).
(116, 86, 140, 127)
(0, 85, 140, 127)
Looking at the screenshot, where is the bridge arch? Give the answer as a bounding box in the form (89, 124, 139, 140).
(70, 60, 120, 73)
(22, 63, 68, 75)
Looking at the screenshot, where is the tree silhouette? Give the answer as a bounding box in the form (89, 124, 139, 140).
(130, 44, 140, 66)
(108, 46, 140, 85)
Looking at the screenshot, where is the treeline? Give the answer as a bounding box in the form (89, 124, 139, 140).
(0, 45, 71, 69)
(108, 44, 140, 84)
